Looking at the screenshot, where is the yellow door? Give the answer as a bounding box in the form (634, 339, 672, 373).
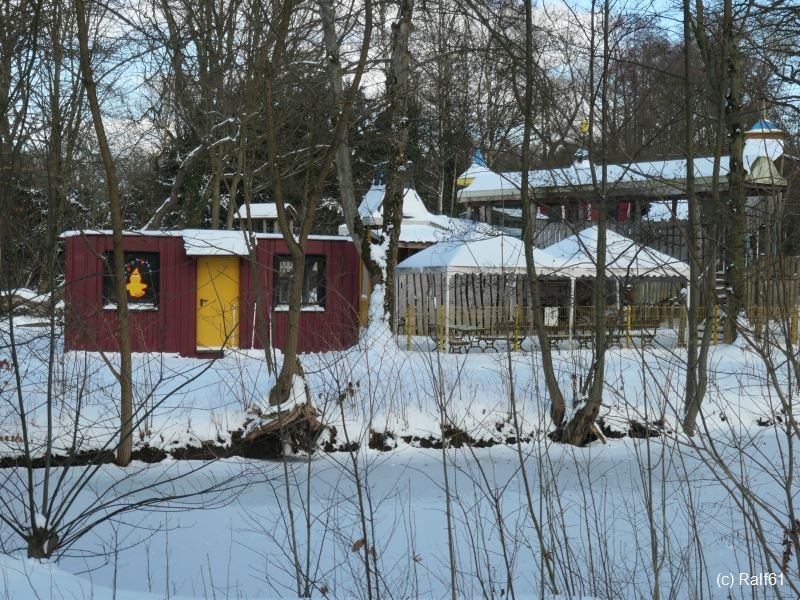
(196, 256, 240, 349)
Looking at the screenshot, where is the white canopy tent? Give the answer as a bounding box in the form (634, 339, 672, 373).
(396, 233, 586, 275)
(545, 226, 691, 309)
(396, 234, 585, 345)
(544, 226, 691, 280)
(395, 230, 692, 349)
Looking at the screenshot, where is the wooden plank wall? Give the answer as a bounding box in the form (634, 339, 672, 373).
(747, 256, 800, 308)
(64, 234, 196, 355)
(65, 233, 361, 356)
(251, 237, 360, 354)
(397, 270, 684, 336)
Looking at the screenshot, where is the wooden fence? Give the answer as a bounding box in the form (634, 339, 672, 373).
(396, 271, 681, 335)
(395, 299, 800, 352)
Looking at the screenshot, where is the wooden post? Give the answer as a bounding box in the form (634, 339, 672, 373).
(626, 305, 632, 349)
(678, 305, 687, 348)
(712, 304, 719, 346)
(513, 305, 521, 352)
(438, 304, 445, 353)
(407, 303, 412, 351)
(747, 306, 768, 341)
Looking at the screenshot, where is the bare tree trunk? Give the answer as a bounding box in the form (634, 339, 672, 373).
(682, 0, 718, 436)
(518, 0, 566, 427)
(561, 0, 610, 446)
(722, 0, 747, 343)
(264, 0, 304, 405)
(684, 0, 733, 434)
(268, 0, 373, 404)
(683, 0, 703, 435)
(318, 0, 383, 298)
(383, 0, 414, 326)
(74, 0, 133, 466)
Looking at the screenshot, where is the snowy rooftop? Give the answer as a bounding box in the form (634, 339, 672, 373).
(396, 233, 585, 276)
(182, 229, 251, 256)
(644, 200, 689, 222)
(358, 185, 435, 225)
(458, 150, 785, 204)
(341, 184, 486, 245)
(455, 149, 491, 186)
(233, 203, 279, 220)
(61, 229, 351, 249)
(545, 226, 690, 279)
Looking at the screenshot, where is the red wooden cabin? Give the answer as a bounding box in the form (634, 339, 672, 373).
(64, 230, 361, 356)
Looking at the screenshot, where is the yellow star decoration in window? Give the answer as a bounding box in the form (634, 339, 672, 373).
(126, 268, 148, 298)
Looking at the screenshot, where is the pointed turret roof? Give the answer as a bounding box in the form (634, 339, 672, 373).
(744, 119, 784, 161)
(455, 149, 493, 187)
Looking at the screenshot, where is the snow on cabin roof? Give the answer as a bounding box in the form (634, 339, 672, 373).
(61, 229, 178, 238)
(182, 229, 251, 256)
(61, 229, 348, 243)
(233, 202, 298, 221)
(234, 203, 277, 220)
(545, 226, 690, 279)
(61, 229, 251, 256)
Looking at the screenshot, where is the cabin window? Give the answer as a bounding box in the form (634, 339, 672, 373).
(274, 255, 326, 310)
(103, 252, 160, 309)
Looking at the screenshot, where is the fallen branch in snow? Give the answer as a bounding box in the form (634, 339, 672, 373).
(235, 402, 324, 457)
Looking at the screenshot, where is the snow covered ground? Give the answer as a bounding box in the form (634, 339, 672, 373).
(0, 316, 798, 599)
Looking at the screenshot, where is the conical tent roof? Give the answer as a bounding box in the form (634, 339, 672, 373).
(396, 234, 582, 276)
(455, 150, 493, 187)
(358, 186, 433, 225)
(545, 226, 689, 279)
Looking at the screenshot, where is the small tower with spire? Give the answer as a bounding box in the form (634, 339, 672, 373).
(744, 115, 785, 161)
(455, 149, 490, 188)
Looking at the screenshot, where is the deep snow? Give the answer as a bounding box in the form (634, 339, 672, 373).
(0, 316, 798, 599)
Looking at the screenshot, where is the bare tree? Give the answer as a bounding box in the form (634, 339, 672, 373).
(0, 303, 234, 558)
(144, 0, 247, 230)
(74, 0, 134, 466)
(319, 0, 383, 302)
(382, 0, 415, 327)
(267, 0, 372, 404)
(558, 0, 613, 445)
(681, 0, 719, 436)
(516, 0, 567, 428)
(35, 0, 86, 292)
(0, 0, 42, 289)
